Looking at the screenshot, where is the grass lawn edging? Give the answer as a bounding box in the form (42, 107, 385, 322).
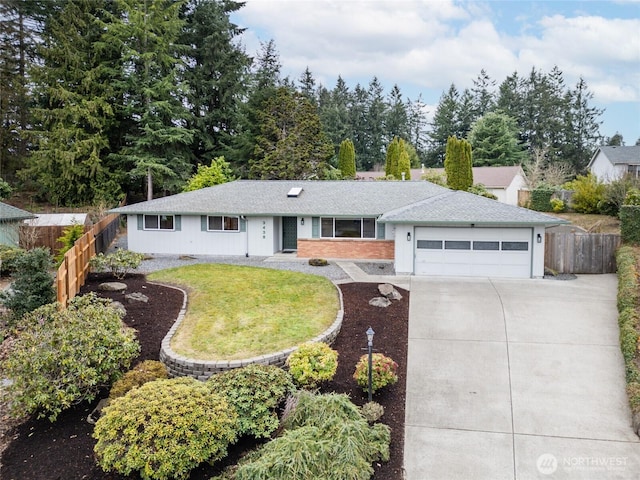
(615, 246, 640, 436)
(155, 282, 345, 380)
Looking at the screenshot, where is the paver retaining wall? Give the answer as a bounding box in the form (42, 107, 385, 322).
(156, 282, 344, 380)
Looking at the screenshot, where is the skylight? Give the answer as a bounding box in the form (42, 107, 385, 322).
(287, 187, 303, 198)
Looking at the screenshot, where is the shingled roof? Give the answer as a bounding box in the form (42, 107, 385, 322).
(0, 202, 35, 221)
(112, 180, 563, 227)
(590, 146, 640, 166)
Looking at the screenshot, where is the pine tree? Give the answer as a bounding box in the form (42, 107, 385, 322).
(363, 77, 387, 170)
(444, 136, 472, 191)
(298, 67, 317, 104)
(104, 0, 194, 200)
(350, 83, 369, 171)
(318, 76, 353, 158)
(337, 139, 356, 179)
(426, 84, 459, 167)
(470, 69, 496, 120)
(385, 84, 409, 142)
(467, 112, 525, 166)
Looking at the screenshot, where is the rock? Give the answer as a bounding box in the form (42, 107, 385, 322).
(110, 301, 127, 317)
(378, 283, 402, 301)
(125, 292, 149, 304)
(179, 255, 196, 260)
(87, 398, 110, 424)
(99, 282, 127, 292)
(369, 297, 391, 308)
(309, 258, 328, 267)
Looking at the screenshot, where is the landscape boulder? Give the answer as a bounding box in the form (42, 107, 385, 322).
(125, 292, 149, 304)
(378, 283, 402, 301)
(98, 282, 127, 292)
(369, 297, 391, 308)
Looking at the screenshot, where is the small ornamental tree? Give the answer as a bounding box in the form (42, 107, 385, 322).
(94, 377, 238, 480)
(0, 247, 56, 321)
(337, 139, 356, 179)
(384, 136, 404, 179)
(55, 222, 85, 264)
(89, 250, 145, 279)
(286, 341, 338, 389)
(183, 156, 235, 192)
(397, 148, 411, 180)
(0, 293, 140, 421)
(444, 136, 473, 191)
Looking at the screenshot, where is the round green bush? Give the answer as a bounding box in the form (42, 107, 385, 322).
(286, 341, 338, 389)
(0, 293, 139, 421)
(361, 401, 385, 423)
(207, 364, 294, 438)
(109, 360, 168, 400)
(353, 353, 399, 394)
(94, 377, 239, 480)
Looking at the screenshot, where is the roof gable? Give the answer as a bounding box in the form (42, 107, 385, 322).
(589, 146, 640, 167)
(356, 166, 526, 188)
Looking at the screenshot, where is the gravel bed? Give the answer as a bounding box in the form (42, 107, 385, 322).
(355, 261, 395, 276)
(107, 234, 351, 282)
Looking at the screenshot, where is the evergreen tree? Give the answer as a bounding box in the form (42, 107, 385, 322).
(105, 0, 194, 200)
(606, 133, 624, 146)
(181, 0, 250, 167)
(470, 69, 496, 120)
(426, 84, 459, 167)
(444, 136, 472, 191)
(496, 72, 526, 138)
(337, 139, 356, 179)
(318, 76, 352, 157)
(249, 87, 333, 180)
(183, 156, 234, 191)
(298, 66, 317, 104)
(385, 136, 402, 178)
(385, 84, 409, 142)
(467, 111, 525, 166)
(397, 148, 411, 180)
(363, 77, 387, 170)
(350, 83, 369, 170)
(23, 0, 122, 206)
(407, 94, 429, 165)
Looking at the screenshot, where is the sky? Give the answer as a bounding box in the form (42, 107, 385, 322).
(231, 0, 640, 145)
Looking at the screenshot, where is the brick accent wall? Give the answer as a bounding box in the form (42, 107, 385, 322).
(297, 239, 395, 259)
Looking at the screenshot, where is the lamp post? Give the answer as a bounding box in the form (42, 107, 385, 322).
(366, 326, 375, 402)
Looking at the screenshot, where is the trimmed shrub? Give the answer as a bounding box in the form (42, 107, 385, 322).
(0, 293, 139, 421)
(55, 222, 85, 264)
(620, 206, 640, 245)
(286, 341, 338, 389)
(109, 360, 168, 400)
(94, 377, 238, 480)
(361, 401, 385, 423)
(354, 353, 399, 394)
(230, 391, 390, 480)
(598, 176, 640, 216)
(444, 136, 473, 191)
(337, 139, 356, 179)
(89, 249, 145, 279)
(0, 245, 25, 276)
(625, 188, 640, 206)
(564, 173, 605, 213)
(0, 247, 55, 321)
(530, 187, 555, 212)
(627, 382, 640, 414)
(207, 364, 294, 438)
(467, 183, 498, 200)
(421, 169, 447, 186)
(550, 198, 565, 213)
(616, 246, 638, 312)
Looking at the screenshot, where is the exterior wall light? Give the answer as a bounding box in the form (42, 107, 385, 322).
(537, 233, 542, 243)
(301, 218, 305, 226)
(407, 231, 411, 241)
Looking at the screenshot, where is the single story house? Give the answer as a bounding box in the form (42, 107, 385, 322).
(0, 202, 35, 248)
(356, 165, 528, 206)
(588, 145, 640, 182)
(112, 180, 563, 279)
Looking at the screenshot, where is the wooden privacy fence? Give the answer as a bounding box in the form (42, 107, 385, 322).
(545, 231, 622, 274)
(56, 213, 120, 306)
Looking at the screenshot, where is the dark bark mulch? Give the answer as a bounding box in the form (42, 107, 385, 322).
(1, 274, 408, 480)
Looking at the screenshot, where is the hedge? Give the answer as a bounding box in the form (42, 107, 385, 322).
(530, 187, 555, 212)
(620, 206, 640, 244)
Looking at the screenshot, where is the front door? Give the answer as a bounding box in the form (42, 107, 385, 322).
(282, 216, 298, 251)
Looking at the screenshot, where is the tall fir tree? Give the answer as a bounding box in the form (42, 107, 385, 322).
(467, 111, 525, 166)
(249, 87, 333, 180)
(385, 84, 409, 142)
(24, 0, 122, 206)
(350, 83, 369, 171)
(337, 138, 356, 179)
(363, 77, 387, 170)
(470, 69, 496, 120)
(181, 0, 250, 167)
(105, 0, 194, 200)
(318, 76, 353, 158)
(298, 66, 317, 104)
(426, 84, 460, 167)
(444, 136, 473, 191)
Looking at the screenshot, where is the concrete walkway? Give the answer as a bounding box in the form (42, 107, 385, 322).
(403, 275, 640, 480)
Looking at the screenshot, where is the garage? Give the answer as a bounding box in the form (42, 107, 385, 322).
(414, 227, 533, 278)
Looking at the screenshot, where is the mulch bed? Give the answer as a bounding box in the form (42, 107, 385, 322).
(1, 273, 408, 480)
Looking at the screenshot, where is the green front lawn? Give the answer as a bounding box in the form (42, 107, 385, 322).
(148, 264, 340, 360)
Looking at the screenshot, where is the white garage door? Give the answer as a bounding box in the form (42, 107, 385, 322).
(414, 227, 533, 278)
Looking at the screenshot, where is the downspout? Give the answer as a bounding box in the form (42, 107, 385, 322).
(241, 216, 249, 257)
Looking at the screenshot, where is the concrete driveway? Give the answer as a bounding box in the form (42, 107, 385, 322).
(404, 275, 640, 480)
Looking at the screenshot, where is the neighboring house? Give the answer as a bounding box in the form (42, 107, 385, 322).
(0, 202, 35, 248)
(356, 166, 527, 206)
(111, 180, 563, 279)
(588, 145, 640, 182)
(24, 213, 90, 253)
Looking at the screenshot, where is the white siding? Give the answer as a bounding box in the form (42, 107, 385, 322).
(393, 224, 414, 275)
(590, 152, 623, 182)
(247, 217, 278, 256)
(505, 173, 527, 206)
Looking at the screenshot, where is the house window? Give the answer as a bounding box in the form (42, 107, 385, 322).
(320, 217, 376, 238)
(473, 241, 500, 251)
(417, 240, 443, 249)
(144, 214, 174, 231)
(445, 240, 471, 250)
(208, 215, 239, 232)
(628, 165, 640, 178)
